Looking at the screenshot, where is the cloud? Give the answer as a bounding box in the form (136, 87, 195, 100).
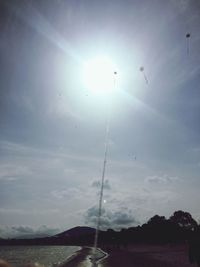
(0, 225, 60, 239)
(91, 179, 111, 190)
(84, 206, 139, 230)
(11, 226, 34, 234)
(145, 174, 180, 185)
(0, 163, 32, 181)
(0, 208, 59, 217)
(171, 0, 190, 13)
(51, 187, 81, 200)
(0, 140, 102, 168)
(82, 177, 180, 229)
(0, 208, 27, 215)
(192, 147, 200, 152)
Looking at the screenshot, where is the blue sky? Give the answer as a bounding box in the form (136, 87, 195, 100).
(1, 0, 200, 237)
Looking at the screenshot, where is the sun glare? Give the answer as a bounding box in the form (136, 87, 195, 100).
(83, 56, 118, 94)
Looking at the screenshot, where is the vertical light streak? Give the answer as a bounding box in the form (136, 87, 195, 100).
(92, 72, 117, 266)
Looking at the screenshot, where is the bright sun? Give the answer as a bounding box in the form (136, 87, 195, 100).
(82, 56, 118, 94)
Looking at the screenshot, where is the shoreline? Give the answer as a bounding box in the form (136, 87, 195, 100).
(58, 246, 83, 266)
(59, 247, 92, 267)
(61, 243, 191, 267)
(62, 246, 108, 267)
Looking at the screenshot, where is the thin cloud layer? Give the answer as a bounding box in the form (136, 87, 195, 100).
(91, 179, 111, 190)
(0, 225, 60, 239)
(145, 175, 180, 185)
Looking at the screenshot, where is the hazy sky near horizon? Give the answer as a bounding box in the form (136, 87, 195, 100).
(1, 0, 200, 238)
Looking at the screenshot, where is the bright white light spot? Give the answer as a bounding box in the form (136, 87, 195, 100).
(83, 56, 118, 93)
(103, 199, 107, 204)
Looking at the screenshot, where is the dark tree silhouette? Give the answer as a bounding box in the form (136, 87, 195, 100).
(169, 210, 198, 230)
(147, 215, 167, 225)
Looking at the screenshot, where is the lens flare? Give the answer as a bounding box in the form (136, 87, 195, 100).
(83, 56, 118, 93)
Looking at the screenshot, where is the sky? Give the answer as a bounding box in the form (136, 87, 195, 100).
(0, 0, 200, 238)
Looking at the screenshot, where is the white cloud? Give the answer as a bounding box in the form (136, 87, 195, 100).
(145, 174, 180, 185)
(0, 163, 32, 181)
(51, 187, 81, 200)
(0, 140, 102, 165)
(84, 205, 139, 230)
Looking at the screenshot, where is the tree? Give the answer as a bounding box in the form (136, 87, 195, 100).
(147, 215, 167, 225)
(169, 210, 198, 230)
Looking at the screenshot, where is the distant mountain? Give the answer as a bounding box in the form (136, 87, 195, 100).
(0, 226, 97, 246)
(54, 226, 96, 238)
(5, 226, 96, 240)
(10, 232, 54, 239)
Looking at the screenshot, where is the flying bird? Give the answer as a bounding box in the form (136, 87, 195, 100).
(140, 66, 148, 84)
(186, 33, 191, 55)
